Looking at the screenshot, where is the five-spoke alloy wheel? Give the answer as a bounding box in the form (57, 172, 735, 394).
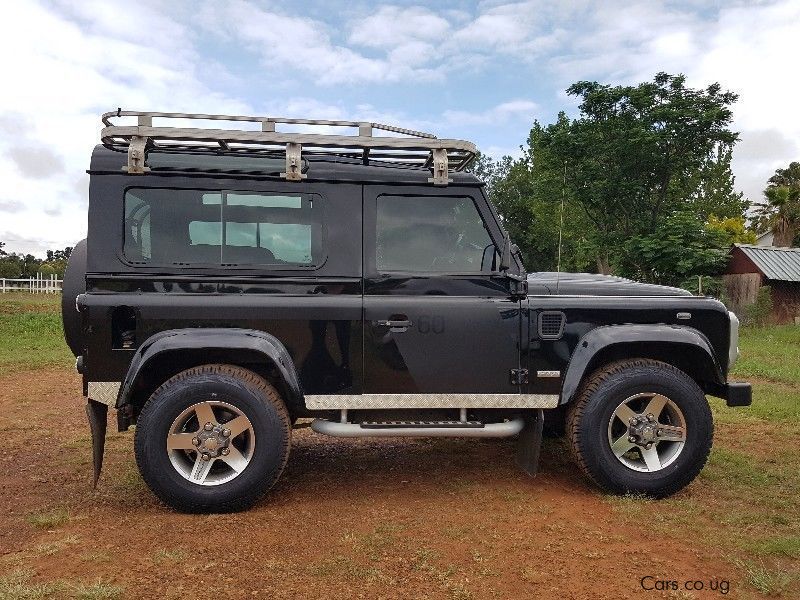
(567, 359, 713, 498)
(135, 364, 291, 513)
(607, 393, 686, 473)
(167, 401, 256, 486)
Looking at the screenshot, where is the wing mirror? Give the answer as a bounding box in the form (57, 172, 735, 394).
(498, 237, 527, 297)
(499, 237, 512, 272)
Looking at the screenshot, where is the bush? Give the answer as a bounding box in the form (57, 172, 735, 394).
(744, 285, 773, 327)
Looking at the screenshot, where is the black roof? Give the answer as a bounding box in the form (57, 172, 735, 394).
(89, 145, 483, 186)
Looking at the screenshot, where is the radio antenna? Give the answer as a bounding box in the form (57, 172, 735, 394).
(555, 161, 567, 294)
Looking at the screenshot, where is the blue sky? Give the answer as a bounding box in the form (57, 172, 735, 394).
(1, 0, 798, 255)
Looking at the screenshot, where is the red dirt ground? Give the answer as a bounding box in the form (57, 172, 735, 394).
(0, 367, 748, 599)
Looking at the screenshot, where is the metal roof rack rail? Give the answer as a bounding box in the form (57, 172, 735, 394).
(100, 110, 478, 185)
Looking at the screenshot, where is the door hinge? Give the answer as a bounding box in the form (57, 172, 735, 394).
(510, 368, 529, 386)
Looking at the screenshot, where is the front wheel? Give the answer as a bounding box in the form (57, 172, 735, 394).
(567, 359, 713, 498)
(134, 364, 291, 513)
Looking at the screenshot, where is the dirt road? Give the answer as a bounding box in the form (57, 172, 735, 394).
(1, 367, 744, 599)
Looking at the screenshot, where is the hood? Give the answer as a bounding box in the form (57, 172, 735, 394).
(527, 272, 692, 297)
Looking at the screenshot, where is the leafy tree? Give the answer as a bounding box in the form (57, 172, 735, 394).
(752, 162, 800, 247)
(0, 245, 72, 278)
(543, 73, 739, 273)
(705, 215, 757, 245)
(478, 73, 745, 285)
(621, 212, 730, 286)
(685, 143, 748, 220)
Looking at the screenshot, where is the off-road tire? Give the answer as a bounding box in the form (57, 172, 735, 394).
(566, 359, 712, 498)
(134, 364, 291, 513)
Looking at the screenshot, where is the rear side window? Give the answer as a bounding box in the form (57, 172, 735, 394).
(376, 195, 495, 272)
(123, 188, 322, 267)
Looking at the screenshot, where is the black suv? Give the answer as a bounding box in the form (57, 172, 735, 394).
(62, 110, 751, 513)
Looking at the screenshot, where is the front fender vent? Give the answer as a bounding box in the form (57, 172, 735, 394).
(538, 311, 566, 340)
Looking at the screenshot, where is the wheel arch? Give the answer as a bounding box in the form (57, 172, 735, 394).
(560, 325, 725, 405)
(116, 328, 303, 427)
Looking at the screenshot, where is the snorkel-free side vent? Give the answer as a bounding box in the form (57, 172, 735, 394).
(538, 311, 566, 340)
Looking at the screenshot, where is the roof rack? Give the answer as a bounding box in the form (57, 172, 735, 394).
(100, 110, 477, 185)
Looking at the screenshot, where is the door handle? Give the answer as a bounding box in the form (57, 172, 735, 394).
(375, 319, 412, 332)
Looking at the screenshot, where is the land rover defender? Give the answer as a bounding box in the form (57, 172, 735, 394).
(62, 110, 752, 513)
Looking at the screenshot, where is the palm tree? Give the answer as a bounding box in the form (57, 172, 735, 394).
(753, 162, 800, 247)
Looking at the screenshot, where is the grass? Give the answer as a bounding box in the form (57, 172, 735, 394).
(733, 559, 797, 597)
(0, 569, 123, 600)
(606, 323, 800, 596)
(732, 325, 800, 385)
(26, 506, 70, 529)
(0, 293, 71, 372)
(307, 555, 384, 582)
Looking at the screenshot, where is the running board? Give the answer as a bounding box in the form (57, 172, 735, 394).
(310, 418, 525, 438)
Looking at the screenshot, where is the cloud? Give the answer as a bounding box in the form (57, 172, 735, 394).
(1, 0, 796, 254)
(0, 230, 60, 255)
(7, 147, 65, 179)
(444, 100, 539, 126)
(562, 1, 800, 202)
(347, 6, 452, 49)
(0, 200, 24, 213)
(199, 1, 415, 85)
(0, 0, 250, 255)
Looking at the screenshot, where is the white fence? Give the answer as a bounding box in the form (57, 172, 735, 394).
(1, 274, 63, 293)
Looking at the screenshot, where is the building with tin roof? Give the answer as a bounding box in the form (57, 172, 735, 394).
(724, 244, 800, 324)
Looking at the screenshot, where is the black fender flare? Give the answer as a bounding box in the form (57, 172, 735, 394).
(560, 324, 724, 405)
(115, 328, 303, 410)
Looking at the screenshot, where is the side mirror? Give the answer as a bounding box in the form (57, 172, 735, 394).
(499, 237, 512, 272)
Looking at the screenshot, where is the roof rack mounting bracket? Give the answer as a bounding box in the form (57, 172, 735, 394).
(428, 148, 451, 186)
(123, 136, 150, 174)
(281, 142, 306, 182)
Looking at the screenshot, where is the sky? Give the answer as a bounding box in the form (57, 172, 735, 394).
(1, 0, 798, 256)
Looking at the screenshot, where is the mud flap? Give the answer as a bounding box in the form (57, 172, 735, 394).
(85, 399, 108, 488)
(515, 409, 544, 477)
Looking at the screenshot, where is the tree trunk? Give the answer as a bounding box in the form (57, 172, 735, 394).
(772, 220, 795, 247)
(596, 252, 611, 274)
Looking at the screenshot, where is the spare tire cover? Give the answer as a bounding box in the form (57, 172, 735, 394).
(62, 239, 87, 357)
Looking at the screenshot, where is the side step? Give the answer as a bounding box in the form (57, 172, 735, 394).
(311, 417, 525, 438)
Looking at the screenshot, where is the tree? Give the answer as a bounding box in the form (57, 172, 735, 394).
(705, 215, 756, 245)
(544, 73, 739, 274)
(479, 73, 745, 285)
(0, 241, 6, 256)
(621, 212, 730, 286)
(752, 162, 800, 247)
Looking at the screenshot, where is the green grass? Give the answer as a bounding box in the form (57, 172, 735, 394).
(0, 293, 71, 372)
(26, 506, 70, 529)
(605, 323, 800, 596)
(733, 325, 800, 385)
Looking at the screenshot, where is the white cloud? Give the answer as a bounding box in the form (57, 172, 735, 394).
(443, 100, 539, 126)
(0, 0, 250, 255)
(1, 0, 796, 254)
(200, 1, 444, 85)
(348, 6, 451, 49)
(542, 0, 800, 203)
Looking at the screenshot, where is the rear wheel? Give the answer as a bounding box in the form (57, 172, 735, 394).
(134, 364, 291, 513)
(567, 359, 712, 498)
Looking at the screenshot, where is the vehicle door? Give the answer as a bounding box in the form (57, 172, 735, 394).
(362, 185, 522, 396)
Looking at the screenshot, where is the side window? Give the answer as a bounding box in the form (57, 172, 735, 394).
(376, 195, 495, 273)
(123, 188, 321, 267)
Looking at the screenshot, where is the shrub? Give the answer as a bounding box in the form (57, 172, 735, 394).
(744, 285, 773, 326)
